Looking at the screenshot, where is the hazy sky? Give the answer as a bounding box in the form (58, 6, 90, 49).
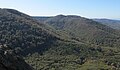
(0, 0, 119, 19)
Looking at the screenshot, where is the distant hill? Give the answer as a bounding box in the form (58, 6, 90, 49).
(93, 19, 120, 30)
(34, 15, 120, 47)
(33, 15, 120, 69)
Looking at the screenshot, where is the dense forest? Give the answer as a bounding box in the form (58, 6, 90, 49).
(0, 8, 120, 70)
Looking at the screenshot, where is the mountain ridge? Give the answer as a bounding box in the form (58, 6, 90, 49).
(34, 15, 120, 47)
(0, 8, 120, 69)
(93, 19, 120, 30)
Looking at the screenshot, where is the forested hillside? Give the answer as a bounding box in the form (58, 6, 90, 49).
(0, 44, 33, 70)
(34, 15, 120, 47)
(93, 19, 120, 30)
(0, 8, 120, 70)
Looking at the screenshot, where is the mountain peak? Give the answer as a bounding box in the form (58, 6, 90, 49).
(67, 15, 81, 18)
(0, 8, 30, 19)
(4, 8, 22, 15)
(56, 14, 66, 17)
(55, 14, 82, 18)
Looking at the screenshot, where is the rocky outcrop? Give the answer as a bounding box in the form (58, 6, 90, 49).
(0, 44, 33, 70)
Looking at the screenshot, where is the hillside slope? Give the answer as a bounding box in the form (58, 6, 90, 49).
(0, 44, 33, 70)
(93, 19, 120, 30)
(34, 15, 120, 47)
(0, 8, 62, 56)
(0, 8, 120, 70)
(33, 15, 120, 70)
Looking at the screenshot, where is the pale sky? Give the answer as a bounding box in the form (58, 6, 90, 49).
(0, 0, 119, 19)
